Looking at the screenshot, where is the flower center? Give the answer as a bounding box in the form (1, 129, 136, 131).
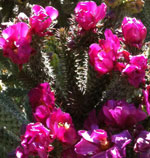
(11, 42, 18, 54)
(58, 122, 70, 129)
(13, 48, 18, 54)
(100, 138, 110, 151)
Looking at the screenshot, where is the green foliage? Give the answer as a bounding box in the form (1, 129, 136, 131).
(0, 127, 20, 157)
(43, 18, 111, 129)
(137, 0, 150, 41)
(0, 94, 29, 133)
(102, 72, 139, 103)
(0, 93, 29, 157)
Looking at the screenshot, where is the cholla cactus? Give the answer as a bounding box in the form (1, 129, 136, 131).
(104, 0, 122, 8)
(125, 0, 145, 14)
(0, 0, 150, 158)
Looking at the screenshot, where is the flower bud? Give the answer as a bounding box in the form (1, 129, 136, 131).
(121, 17, 147, 49)
(74, 1, 107, 31)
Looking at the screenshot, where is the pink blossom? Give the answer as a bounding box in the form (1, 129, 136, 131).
(122, 17, 147, 49)
(122, 55, 147, 88)
(28, 82, 55, 110)
(89, 29, 120, 75)
(102, 100, 147, 129)
(46, 108, 77, 145)
(75, 129, 132, 157)
(123, 65, 145, 88)
(143, 85, 150, 115)
(134, 130, 150, 158)
(0, 22, 32, 66)
(16, 122, 54, 158)
(74, 1, 107, 30)
(30, 5, 58, 36)
(130, 55, 147, 70)
(100, 28, 120, 52)
(34, 105, 51, 125)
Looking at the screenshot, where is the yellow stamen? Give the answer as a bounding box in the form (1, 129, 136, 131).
(58, 122, 70, 130)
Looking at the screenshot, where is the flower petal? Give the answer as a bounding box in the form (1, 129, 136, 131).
(75, 138, 99, 156)
(45, 6, 59, 20)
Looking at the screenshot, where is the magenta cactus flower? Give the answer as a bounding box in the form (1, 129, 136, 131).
(130, 55, 147, 70)
(143, 85, 150, 115)
(123, 64, 145, 88)
(46, 108, 77, 145)
(34, 105, 51, 125)
(89, 29, 120, 75)
(74, 1, 107, 31)
(30, 5, 58, 36)
(134, 130, 150, 158)
(102, 100, 147, 129)
(122, 55, 147, 88)
(0, 22, 32, 66)
(28, 82, 55, 110)
(121, 17, 147, 49)
(75, 129, 132, 157)
(16, 122, 54, 158)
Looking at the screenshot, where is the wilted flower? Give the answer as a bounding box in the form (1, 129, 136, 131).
(46, 108, 77, 145)
(30, 5, 58, 36)
(122, 55, 147, 88)
(16, 122, 54, 158)
(143, 85, 150, 115)
(0, 22, 32, 67)
(134, 130, 150, 158)
(89, 29, 120, 75)
(74, 1, 107, 30)
(122, 17, 147, 49)
(28, 82, 55, 110)
(75, 129, 132, 157)
(102, 100, 147, 129)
